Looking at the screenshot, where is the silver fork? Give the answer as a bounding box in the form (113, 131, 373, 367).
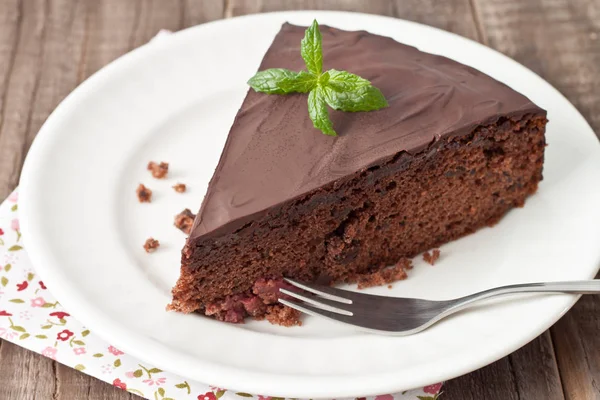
(279, 279, 600, 335)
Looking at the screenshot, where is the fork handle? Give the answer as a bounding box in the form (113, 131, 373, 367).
(454, 280, 600, 308)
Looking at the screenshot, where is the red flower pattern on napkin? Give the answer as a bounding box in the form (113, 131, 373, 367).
(41, 346, 57, 360)
(57, 329, 74, 341)
(199, 392, 217, 400)
(143, 377, 166, 386)
(423, 383, 443, 394)
(113, 378, 127, 390)
(73, 347, 86, 355)
(108, 345, 124, 356)
(50, 311, 70, 319)
(30, 297, 45, 307)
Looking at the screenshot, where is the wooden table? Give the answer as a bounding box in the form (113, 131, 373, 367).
(0, 1, 598, 399)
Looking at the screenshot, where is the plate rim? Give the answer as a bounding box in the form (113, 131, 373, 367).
(18, 10, 600, 398)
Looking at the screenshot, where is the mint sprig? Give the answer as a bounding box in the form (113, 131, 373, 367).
(247, 20, 388, 136)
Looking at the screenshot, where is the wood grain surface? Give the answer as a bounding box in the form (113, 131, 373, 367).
(0, 1, 598, 399)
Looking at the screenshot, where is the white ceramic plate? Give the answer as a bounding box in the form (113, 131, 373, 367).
(19, 11, 600, 398)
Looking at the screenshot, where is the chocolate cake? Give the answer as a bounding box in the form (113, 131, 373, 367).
(170, 23, 547, 324)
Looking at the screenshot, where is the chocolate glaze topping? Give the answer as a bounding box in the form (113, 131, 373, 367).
(188, 23, 545, 241)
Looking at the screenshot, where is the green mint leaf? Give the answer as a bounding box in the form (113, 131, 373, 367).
(322, 84, 388, 112)
(325, 69, 371, 91)
(301, 20, 323, 75)
(323, 69, 388, 111)
(308, 87, 336, 136)
(278, 71, 317, 93)
(248, 69, 316, 94)
(247, 69, 315, 94)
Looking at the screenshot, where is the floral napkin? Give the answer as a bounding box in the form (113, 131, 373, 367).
(0, 190, 444, 400)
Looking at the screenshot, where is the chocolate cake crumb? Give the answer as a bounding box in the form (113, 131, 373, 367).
(136, 184, 152, 203)
(423, 249, 441, 265)
(147, 161, 169, 179)
(252, 278, 294, 304)
(388, 285, 392, 289)
(174, 209, 195, 234)
(241, 296, 267, 318)
(266, 305, 302, 327)
(396, 258, 413, 270)
(143, 238, 160, 253)
(356, 258, 411, 289)
(173, 183, 186, 193)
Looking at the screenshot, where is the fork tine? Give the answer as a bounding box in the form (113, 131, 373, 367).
(284, 278, 353, 304)
(280, 288, 353, 316)
(278, 298, 357, 326)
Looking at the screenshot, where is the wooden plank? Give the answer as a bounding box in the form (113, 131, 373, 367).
(443, 356, 520, 400)
(552, 298, 600, 400)
(473, 0, 600, 136)
(126, 0, 186, 49)
(443, 332, 564, 400)
(226, 0, 394, 17)
(509, 332, 565, 399)
(390, 0, 480, 40)
(443, 332, 564, 399)
(0, 0, 46, 200)
(56, 362, 135, 399)
(18, 0, 90, 186)
(0, 341, 56, 399)
(552, 272, 600, 400)
(0, 0, 20, 152)
(78, 0, 150, 79)
(443, 331, 564, 399)
(227, 0, 480, 40)
(181, 0, 226, 29)
(80, 0, 225, 79)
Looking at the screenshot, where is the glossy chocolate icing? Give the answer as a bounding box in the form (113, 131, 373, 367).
(188, 23, 544, 241)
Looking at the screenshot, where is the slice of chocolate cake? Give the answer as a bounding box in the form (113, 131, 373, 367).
(170, 23, 547, 324)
